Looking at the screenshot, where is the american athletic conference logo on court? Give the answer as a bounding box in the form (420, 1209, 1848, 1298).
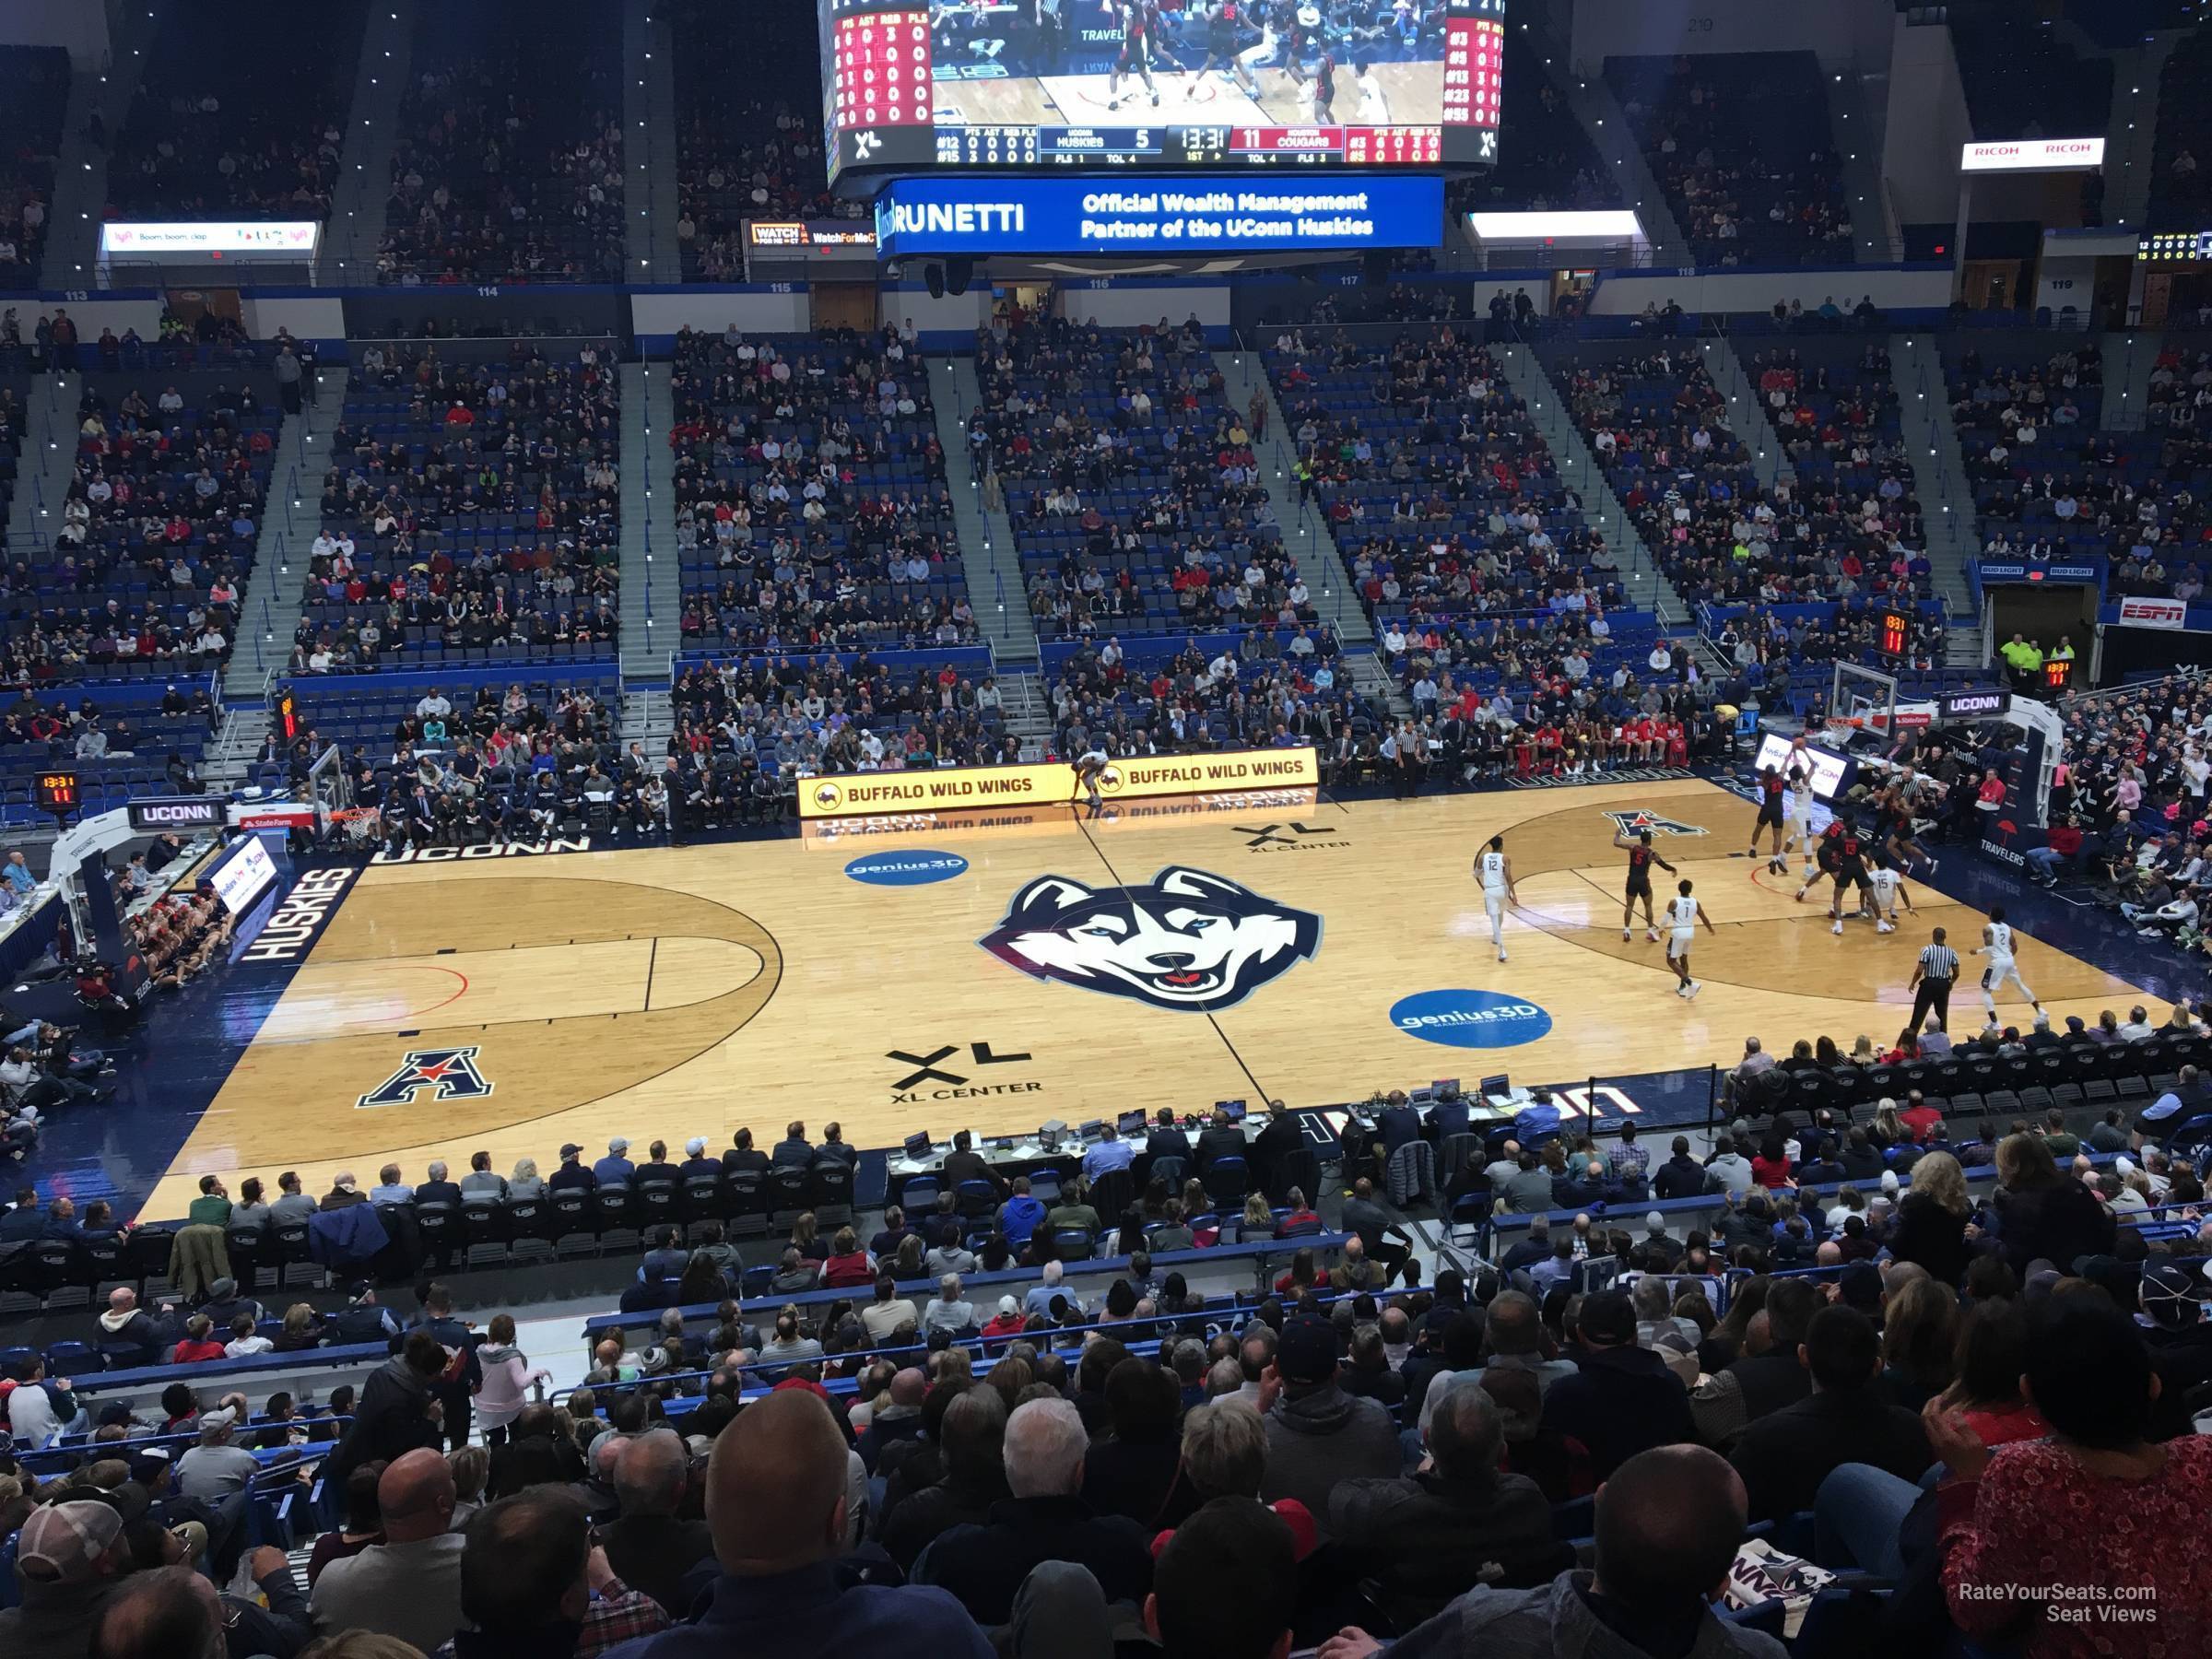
(1603, 810, 1707, 837)
(980, 865, 1321, 1013)
(358, 1047, 495, 1110)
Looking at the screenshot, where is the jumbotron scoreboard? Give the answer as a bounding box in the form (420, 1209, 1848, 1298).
(823, 0, 1501, 187)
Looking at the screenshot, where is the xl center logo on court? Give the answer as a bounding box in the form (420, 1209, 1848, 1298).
(981, 865, 1321, 1013)
(1234, 820, 1350, 853)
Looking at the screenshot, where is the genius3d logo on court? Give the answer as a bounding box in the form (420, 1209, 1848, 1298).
(980, 865, 1322, 1013)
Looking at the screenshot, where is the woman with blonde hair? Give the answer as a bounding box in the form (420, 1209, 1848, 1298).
(1849, 1033, 1877, 1065)
(1888, 1150, 1972, 1283)
(1869, 1100, 1905, 1150)
(787, 1210, 825, 1260)
(1240, 1191, 1273, 1240)
(507, 1157, 543, 1200)
(272, 1301, 324, 1352)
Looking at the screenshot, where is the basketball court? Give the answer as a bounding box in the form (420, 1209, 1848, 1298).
(934, 62, 1441, 131)
(133, 779, 2159, 1219)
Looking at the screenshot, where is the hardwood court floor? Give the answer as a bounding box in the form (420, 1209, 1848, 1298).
(135, 780, 2159, 1218)
(933, 62, 1442, 132)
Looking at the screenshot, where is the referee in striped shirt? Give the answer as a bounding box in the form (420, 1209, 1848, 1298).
(1909, 926, 1959, 1032)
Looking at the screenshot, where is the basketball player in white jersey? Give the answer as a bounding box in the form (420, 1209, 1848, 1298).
(1234, 0, 1284, 99)
(1974, 905, 2042, 1020)
(1780, 747, 1818, 879)
(1354, 58, 1390, 124)
(1865, 862, 1915, 935)
(1475, 833, 1517, 963)
(1072, 745, 1112, 813)
(1664, 877, 1716, 999)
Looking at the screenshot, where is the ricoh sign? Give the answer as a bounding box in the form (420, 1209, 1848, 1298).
(1959, 138, 2106, 174)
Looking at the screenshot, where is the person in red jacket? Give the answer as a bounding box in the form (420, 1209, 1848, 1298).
(169, 1314, 229, 1364)
(980, 1298, 1026, 1341)
(1899, 1089, 1944, 1142)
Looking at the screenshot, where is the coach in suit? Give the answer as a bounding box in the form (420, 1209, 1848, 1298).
(1196, 1114, 1246, 1171)
(1253, 1102, 1306, 1196)
(1147, 1110, 1194, 1170)
(939, 1131, 1003, 1197)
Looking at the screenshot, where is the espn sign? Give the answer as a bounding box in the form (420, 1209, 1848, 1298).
(1959, 138, 2106, 173)
(2117, 595, 2188, 631)
(126, 796, 227, 831)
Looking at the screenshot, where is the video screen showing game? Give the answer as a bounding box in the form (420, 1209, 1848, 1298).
(823, 0, 1500, 185)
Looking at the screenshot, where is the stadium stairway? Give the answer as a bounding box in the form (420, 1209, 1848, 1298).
(1697, 337, 1791, 494)
(2053, 19, 2179, 234)
(40, 8, 156, 281)
(926, 357, 1038, 670)
(202, 704, 270, 794)
(2, 370, 75, 567)
(618, 358, 673, 681)
(1889, 335, 1980, 663)
(1215, 350, 1372, 655)
(325, 1, 415, 281)
(624, 0, 680, 283)
(1822, 67, 1894, 262)
(224, 369, 350, 704)
(2101, 330, 2159, 434)
(1523, 6, 1688, 264)
(1492, 343, 1691, 632)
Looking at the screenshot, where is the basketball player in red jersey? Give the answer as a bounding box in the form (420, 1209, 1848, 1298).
(1108, 0, 1162, 109)
(1746, 763, 1788, 867)
(1614, 826, 1678, 943)
(1822, 819, 1878, 936)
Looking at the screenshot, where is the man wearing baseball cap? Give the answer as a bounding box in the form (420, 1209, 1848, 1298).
(1257, 1317, 1400, 1539)
(1532, 1289, 1696, 1481)
(549, 1143, 597, 1194)
(2140, 1258, 2212, 1437)
(0, 1499, 132, 1653)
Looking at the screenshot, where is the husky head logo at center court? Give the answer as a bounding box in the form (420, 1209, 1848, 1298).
(981, 865, 1322, 1013)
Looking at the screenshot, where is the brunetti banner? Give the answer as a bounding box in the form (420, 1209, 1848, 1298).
(798, 747, 1321, 820)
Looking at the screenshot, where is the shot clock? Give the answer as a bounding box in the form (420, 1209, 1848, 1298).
(1878, 610, 1911, 659)
(35, 770, 79, 819)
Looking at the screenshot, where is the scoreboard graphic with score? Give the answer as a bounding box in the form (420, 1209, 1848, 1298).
(822, 0, 1500, 186)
